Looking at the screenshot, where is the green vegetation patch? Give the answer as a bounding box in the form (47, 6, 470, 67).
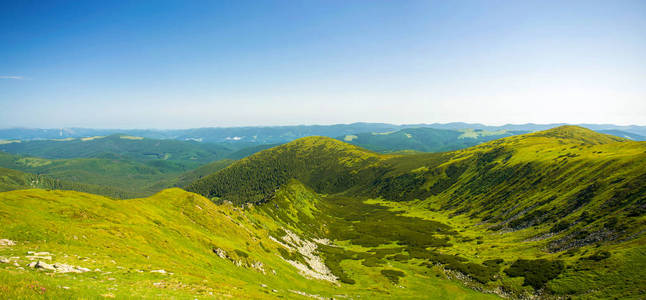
(381, 269, 405, 284)
(505, 259, 565, 290)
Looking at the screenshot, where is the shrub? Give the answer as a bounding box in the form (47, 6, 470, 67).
(381, 269, 405, 284)
(504, 259, 564, 290)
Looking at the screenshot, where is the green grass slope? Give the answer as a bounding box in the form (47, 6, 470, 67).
(187, 136, 391, 204)
(188, 125, 646, 298)
(0, 188, 494, 299)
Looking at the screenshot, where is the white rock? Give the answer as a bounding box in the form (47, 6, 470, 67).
(0, 257, 9, 263)
(34, 261, 56, 271)
(150, 269, 167, 274)
(53, 264, 82, 273)
(213, 248, 227, 259)
(0, 239, 16, 246)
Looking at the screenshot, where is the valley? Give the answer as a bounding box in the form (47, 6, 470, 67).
(1, 126, 645, 299)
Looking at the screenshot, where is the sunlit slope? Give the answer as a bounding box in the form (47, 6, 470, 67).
(187, 136, 391, 204)
(0, 188, 493, 299)
(187, 125, 646, 298)
(192, 125, 645, 244)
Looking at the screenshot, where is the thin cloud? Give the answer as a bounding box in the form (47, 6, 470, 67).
(0, 76, 25, 80)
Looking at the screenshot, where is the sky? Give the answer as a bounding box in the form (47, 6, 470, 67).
(1, 0, 645, 128)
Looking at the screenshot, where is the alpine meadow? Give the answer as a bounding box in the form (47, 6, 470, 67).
(1, 1, 645, 299)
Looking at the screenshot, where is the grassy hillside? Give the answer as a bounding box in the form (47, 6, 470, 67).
(0, 188, 494, 299)
(187, 136, 390, 204)
(188, 125, 646, 298)
(339, 128, 527, 153)
(0, 134, 232, 169)
(0, 167, 137, 199)
(1, 125, 644, 299)
(0, 152, 191, 198)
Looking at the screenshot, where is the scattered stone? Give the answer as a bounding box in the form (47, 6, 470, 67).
(0, 257, 9, 263)
(0, 239, 16, 246)
(213, 248, 227, 259)
(54, 263, 91, 273)
(62, 286, 70, 290)
(150, 269, 167, 274)
(277, 230, 337, 282)
(27, 260, 91, 273)
(260, 284, 268, 288)
(34, 261, 56, 271)
(251, 261, 265, 273)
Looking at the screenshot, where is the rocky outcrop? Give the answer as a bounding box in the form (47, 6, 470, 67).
(275, 229, 337, 283)
(28, 260, 91, 273)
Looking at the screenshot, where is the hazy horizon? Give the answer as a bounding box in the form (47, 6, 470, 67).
(2, 1, 645, 128)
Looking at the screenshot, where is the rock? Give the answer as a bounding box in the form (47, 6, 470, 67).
(0, 257, 9, 263)
(53, 264, 82, 273)
(62, 286, 70, 290)
(213, 248, 227, 259)
(0, 239, 16, 246)
(34, 261, 56, 271)
(251, 261, 265, 273)
(28, 261, 37, 268)
(150, 269, 167, 274)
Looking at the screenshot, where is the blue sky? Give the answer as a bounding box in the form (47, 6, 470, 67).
(1, 0, 645, 128)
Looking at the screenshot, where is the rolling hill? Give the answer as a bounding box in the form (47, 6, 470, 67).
(3, 123, 645, 144)
(1, 126, 645, 299)
(338, 127, 527, 153)
(187, 125, 646, 298)
(0, 134, 232, 168)
(0, 151, 195, 198)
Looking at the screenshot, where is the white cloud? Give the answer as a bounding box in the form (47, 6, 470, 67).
(0, 76, 25, 80)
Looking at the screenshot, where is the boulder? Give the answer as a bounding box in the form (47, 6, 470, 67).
(0, 239, 16, 246)
(34, 261, 56, 271)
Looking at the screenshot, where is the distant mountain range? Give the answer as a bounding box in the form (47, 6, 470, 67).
(1, 123, 645, 143)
